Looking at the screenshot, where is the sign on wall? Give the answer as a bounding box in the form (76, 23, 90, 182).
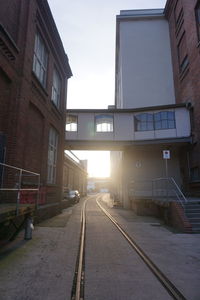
(163, 150, 170, 159)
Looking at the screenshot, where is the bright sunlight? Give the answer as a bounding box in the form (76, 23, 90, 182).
(72, 151, 110, 178)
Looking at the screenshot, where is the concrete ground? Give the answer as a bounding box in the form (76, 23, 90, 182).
(0, 194, 199, 300)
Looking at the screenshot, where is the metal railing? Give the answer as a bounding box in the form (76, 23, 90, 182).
(152, 177, 187, 209)
(128, 180, 153, 198)
(128, 177, 187, 209)
(0, 162, 40, 215)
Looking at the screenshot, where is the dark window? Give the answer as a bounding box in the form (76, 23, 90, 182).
(190, 167, 200, 182)
(134, 113, 154, 131)
(174, 0, 184, 33)
(33, 32, 48, 87)
(177, 33, 189, 74)
(195, 1, 200, 41)
(51, 68, 61, 109)
(154, 111, 175, 130)
(47, 127, 58, 184)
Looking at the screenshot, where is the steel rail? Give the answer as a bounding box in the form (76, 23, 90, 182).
(0, 188, 39, 191)
(71, 200, 87, 300)
(0, 162, 40, 175)
(96, 197, 188, 300)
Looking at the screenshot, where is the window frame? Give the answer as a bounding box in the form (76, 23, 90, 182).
(154, 111, 176, 130)
(177, 32, 189, 74)
(95, 114, 114, 132)
(195, 0, 200, 42)
(51, 68, 61, 109)
(134, 111, 176, 132)
(190, 166, 200, 182)
(47, 127, 58, 184)
(134, 113, 154, 132)
(66, 115, 78, 132)
(33, 32, 48, 88)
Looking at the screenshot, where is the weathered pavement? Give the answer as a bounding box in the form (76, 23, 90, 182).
(0, 194, 199, 300)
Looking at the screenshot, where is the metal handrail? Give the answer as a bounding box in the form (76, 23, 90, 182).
(152, 177, 187, 209)
(0, 162, 40, 175)
(0, 162, 40, 215)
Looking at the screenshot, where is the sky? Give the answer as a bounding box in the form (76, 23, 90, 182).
(48, 0, 167, 177)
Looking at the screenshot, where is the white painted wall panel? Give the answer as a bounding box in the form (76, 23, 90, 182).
(114, 113, 133, 140)
(134, 131, 155, 140)
(78, 113, 95, 140)
(175, 108, 191, 137)
(155, 129, 177, 139)
(119, 18, 175, 109)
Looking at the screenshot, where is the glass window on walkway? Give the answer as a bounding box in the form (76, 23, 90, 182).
(134, 111, 175, 132)
(134, 113, 154, 131)
(95, 115, 113, 132)
(66, 115, 78, 132)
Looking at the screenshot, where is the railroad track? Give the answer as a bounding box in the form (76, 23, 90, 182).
(71, 195, 188, 300)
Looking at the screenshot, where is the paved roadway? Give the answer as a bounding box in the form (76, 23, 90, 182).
(0, 193, 199, 300)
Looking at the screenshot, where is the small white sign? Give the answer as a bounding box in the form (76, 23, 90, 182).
(163, 150, 170, 159)
(135, 161, 142, 168)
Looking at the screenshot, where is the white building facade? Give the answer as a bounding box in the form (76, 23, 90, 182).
(111, 9, 192, 208)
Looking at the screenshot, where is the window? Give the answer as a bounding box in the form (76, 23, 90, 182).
(95, 115, 113, 132)
(134, 111, 176, 132)
(195, 1, 200, 41)
(47, 127, 58, 184)
(134, 113, 154, 131)
(66, 115, 78, 132)
(154, 111, 175, 130)
(33, 32, 48, 87)
(174, 0, 184, 31)
(51, 68, 61, 109)
(177, 33, 189, 74)
(190, 167, 200, 182)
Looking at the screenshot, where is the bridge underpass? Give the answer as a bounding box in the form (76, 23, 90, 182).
(65, 105, 192, 209)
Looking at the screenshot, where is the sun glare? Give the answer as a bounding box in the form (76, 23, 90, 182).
(72, 151, 110, 178)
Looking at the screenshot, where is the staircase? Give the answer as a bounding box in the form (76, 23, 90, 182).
(185, 199, 200, 233)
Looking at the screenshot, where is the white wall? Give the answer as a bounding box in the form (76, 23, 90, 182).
(117, 18, 175, 109)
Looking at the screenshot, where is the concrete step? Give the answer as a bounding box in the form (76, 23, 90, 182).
(185, 204, 200, 208)
(186, 214, 200, 219)
(185, 207, 200, 212)
(191, 223, 200, 229)
(188, 218, 200, 224)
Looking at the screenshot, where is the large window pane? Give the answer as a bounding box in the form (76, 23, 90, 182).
(66, 115, 78, 132)
(95, 115, 113, 132)
(135, 111, 176, 132)
(134, 113, 154, 131)
(51, 69, 61, 109)
(33, 32, 48, 87)
(47, 127, 58, 184)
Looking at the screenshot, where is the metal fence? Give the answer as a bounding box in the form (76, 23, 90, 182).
(0, 162, 40, 215)
(128, 177, 187, 209)
(152, 177, 187, 209)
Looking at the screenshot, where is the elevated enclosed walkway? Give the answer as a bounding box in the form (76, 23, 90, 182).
(65, 104, 191, 150)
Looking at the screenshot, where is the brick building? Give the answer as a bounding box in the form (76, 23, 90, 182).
(165, 0, 200, 195)
(0, 0, 72, 219)
(63, 152, 87, 200)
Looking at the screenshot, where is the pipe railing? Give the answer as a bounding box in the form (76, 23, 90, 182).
(0, 162, 40, 215)
(128, 177, 187, 209)
(152, 177, 187, 209)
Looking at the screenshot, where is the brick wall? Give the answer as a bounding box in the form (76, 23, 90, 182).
(0, 0, 72, 212)
(165, 0, 200, 193)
